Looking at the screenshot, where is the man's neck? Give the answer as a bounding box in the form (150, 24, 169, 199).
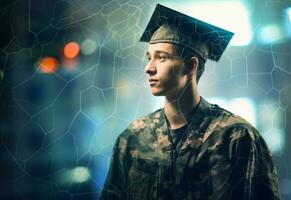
(164, 86, 200, 130)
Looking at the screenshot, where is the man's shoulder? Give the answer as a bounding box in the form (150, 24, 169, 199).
(209, 103, 253, 127)
(207, 103, 260, 141)
(197, 97, 254, 129)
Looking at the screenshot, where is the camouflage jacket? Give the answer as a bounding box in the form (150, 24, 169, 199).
(100, 97, 280, 200)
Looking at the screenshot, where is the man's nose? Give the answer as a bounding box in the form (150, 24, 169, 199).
(144, 60, 157, 75)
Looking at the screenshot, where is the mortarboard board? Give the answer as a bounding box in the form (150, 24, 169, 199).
(140, 4, 234, 62)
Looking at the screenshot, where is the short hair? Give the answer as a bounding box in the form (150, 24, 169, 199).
(174, 45, 206, 83)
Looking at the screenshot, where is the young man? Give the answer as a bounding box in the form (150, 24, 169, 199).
(100, 4, 280, 200)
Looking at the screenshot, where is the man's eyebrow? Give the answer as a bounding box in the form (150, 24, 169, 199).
(155, 50, 173, 56)
(146, 50, 173, 56)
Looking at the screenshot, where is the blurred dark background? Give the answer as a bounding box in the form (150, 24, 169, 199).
(1, 0, 291, 199)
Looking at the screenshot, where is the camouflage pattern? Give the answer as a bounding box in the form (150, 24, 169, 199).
(100, 97, 280, 200)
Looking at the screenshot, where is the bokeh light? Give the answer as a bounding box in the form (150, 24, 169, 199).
(81, 39, 97, 55)
(167, 1, 252, 46)
(56, 166, 91, 185)
(287, 7, 291, 24)
(262, 128, 284, 154)
(64, 42, 80, 58)
(285, 7, 291, 36)
(259, 103, 285, 154)
(71, 166, 91, 183)
(258, 24, 283, 44)
(38, 56, 58, 73)
(206, 97, 256, 126)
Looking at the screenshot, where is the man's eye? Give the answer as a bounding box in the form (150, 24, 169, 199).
(158, 55, 169, 61)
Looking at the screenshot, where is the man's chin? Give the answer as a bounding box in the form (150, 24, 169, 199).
(150, 89, 164, 96)
(152, 93, 163, 96)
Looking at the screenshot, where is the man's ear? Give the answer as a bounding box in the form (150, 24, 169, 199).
(188, 56, 199, 75)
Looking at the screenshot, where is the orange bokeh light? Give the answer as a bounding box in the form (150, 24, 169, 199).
(64, 42, 80, 58)
(38, 57, 58, 73)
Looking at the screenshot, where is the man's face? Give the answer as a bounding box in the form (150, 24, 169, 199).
(144, 43, 189, 97)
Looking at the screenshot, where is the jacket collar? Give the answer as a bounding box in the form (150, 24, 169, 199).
(155, 96, 213, 152)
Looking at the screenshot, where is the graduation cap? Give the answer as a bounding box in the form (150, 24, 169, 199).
(140, 4, 234, 62)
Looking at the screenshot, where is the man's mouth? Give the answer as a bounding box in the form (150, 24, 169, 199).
(149, 78, 158, 86)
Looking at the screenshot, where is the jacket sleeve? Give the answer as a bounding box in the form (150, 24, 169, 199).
(99, 133, 131, 200)
(210, 125, 281, 200)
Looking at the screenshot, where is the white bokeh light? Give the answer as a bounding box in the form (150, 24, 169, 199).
(81, 39, 97, 55)
(287, 7, 291, 24)
(167, 1, 252, 46)
(71, 166, 91, 183)
(258, 24, 283, 44)
(261, 128, 284, 154)
(207, 97, 256, 126)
